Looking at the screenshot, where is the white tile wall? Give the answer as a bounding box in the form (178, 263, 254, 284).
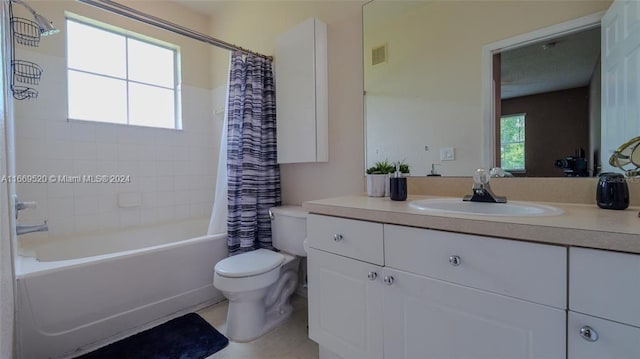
(14, 50, 223, 239)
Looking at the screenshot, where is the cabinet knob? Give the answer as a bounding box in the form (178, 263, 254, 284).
(367, 272, 378, 281)
(449, 255, 461, 266)
(580, 326, 598, 342)
(333, 234, 343, 242)
(383, 275, 394, 285)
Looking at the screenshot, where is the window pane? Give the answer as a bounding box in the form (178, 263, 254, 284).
(128, 38, 175, 88)
(500, 115, 526, 170)
(501, 143, 525, 170)
(68, 70, 127, 124)
(128, 83, 175, 128)
(67, 20, 126, 78)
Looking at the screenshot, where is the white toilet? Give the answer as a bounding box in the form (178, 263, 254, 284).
(213, 205, 307, 342)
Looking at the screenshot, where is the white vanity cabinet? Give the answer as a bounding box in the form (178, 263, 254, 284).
(568, 247, 640, 358)
(383, 267, 565, 359)
(307, 214, 567, 359)
(307, 214, 385, 359)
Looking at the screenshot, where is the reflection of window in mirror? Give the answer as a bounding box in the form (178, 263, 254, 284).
(500, 114, 526, 172)
(493, 26, 599, 177)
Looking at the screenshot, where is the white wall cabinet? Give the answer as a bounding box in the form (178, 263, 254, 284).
(275, 18, 328, 164)
(307, 215, 567, 359)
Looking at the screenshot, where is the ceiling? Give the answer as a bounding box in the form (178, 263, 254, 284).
(500, 26, 601, 99)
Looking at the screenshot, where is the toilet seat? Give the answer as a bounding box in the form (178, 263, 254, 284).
(215, 249, 285, 278)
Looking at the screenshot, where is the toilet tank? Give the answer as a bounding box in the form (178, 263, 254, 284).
(270, 206, 307, 257)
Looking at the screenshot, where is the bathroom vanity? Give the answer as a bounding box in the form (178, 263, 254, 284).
(304, 195, 640, 359)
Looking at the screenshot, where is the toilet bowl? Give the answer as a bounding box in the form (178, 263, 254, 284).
(213, 206, 307, 342)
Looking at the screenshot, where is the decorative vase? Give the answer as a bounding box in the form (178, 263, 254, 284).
(366, 174, 388, 197)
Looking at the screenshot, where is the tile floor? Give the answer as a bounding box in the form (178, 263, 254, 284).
(198, 295, 319, 359)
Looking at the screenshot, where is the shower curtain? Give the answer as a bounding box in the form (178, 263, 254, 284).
(210, 51, 280, 255)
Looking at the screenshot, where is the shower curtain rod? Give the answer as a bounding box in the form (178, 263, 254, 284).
(77, 0, 273, 61)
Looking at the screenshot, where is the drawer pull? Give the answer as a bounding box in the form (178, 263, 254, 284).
(367, 272, 378, 281)
(449, 255, 461, 266)
(580, 326, 598, 342)
(383, 275, 394, 285)
(333, 234, 343, 242)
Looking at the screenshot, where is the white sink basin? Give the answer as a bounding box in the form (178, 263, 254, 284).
(409, 198, 564, 217)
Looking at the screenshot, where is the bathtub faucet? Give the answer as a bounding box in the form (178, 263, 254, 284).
(16, 221, 48, 236)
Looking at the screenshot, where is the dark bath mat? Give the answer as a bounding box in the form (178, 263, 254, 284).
(77, 313, 229, 359)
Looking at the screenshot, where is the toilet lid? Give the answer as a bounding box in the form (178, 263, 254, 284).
(215, 249, 285, 278)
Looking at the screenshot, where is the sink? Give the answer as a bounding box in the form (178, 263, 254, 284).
(409, 198, 564, 217)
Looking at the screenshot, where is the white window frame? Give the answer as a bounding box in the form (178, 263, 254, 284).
(65, 14, 182, 129)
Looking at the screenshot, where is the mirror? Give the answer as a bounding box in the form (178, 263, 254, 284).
(363, 0, 610, 177)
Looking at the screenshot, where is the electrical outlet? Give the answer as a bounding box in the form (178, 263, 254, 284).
(440, 147, 455, 161)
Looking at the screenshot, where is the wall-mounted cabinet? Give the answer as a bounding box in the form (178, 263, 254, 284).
(275, 18, 328, 164)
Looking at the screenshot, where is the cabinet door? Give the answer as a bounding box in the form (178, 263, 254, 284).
(275, 18, 328, 164)
(382, 268, 566, 359)
(569, 311, 640, 359)
(307, 248, 384, 359)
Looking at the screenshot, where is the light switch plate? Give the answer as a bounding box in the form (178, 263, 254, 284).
(440, 147, 455, 161)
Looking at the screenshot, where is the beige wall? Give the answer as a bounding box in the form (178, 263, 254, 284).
(365, 0, 612, 176)
(209, 1, 366, 205)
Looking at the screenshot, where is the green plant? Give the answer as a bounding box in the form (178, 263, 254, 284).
(366, 160, 395, 174)
(366, 160, 409, 174)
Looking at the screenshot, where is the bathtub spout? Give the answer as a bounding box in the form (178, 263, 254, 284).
(16, 221, 48, 236)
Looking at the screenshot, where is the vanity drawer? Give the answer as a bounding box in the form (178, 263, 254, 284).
(384, 225, 567, 309)
(570, 247, 640, 327)
(307, 214, 384, 265)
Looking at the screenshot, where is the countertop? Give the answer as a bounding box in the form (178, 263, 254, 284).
(303, 195, 640, 254)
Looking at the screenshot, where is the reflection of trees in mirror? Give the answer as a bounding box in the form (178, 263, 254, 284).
(500, 114, 526, 171)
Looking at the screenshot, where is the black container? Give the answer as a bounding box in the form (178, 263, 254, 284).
(390, 177, 407, 201)
(597, 173, 629, 210)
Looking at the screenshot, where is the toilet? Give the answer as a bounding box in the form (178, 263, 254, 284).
(213, 205, 307, 342)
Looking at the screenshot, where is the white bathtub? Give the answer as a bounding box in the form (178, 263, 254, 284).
(15, 218, 228, 359)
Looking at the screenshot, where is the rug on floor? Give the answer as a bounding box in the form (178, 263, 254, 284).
(77, 313, 229, 359)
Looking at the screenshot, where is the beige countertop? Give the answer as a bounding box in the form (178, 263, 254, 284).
(303, 195, 640, 254)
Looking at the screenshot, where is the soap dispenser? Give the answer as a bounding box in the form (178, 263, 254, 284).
(390, 162, 407, 201)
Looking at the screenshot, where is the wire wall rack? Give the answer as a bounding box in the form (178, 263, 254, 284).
(9, 4, 42, 100)
(10, 17, 40, 47)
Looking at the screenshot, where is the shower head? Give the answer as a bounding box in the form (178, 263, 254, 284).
(12, 0, 60, 36)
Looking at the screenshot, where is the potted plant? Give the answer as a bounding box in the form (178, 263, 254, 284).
(399, 162, 410, 176)
(366, 160, 395, 197)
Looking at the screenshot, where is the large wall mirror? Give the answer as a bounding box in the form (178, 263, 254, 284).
(363, 0, 612, 177)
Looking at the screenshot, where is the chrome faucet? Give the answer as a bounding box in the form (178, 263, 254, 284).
(463, 169, 507, 203)
(16, 221, 48, 236)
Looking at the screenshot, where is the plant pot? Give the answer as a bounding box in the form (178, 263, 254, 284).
(366, 174, 388, 197)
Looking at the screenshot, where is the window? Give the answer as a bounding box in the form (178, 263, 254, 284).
(500, 114, 525, 171)
(66, 17, 180, 129)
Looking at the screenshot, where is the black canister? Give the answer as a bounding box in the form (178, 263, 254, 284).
(597, 173, 629, 210)
(390, 177, 407, 201)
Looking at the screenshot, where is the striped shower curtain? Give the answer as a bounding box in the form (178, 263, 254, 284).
(226, 51, 281, 255)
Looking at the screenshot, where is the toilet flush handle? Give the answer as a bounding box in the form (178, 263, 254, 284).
(268, 210, 275, 220)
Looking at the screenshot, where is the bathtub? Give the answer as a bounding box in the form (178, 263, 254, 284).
(15, 218, 228, 359)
